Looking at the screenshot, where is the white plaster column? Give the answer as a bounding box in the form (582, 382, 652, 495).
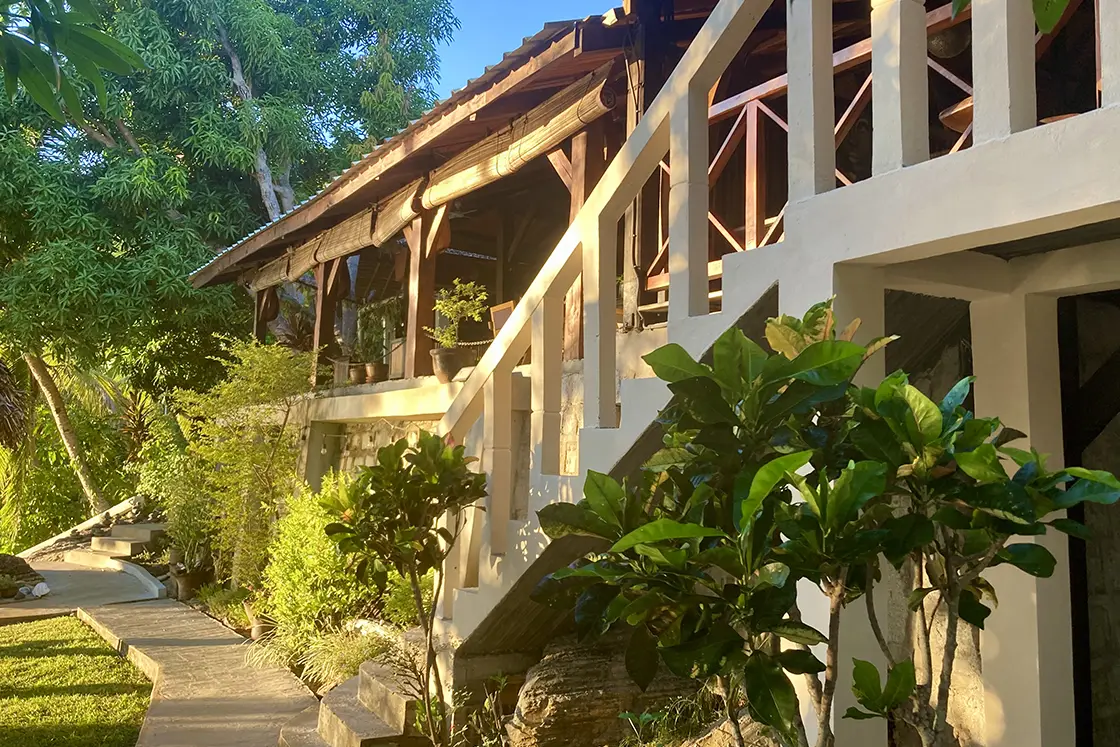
(971, 292, 1075, 747)
(971, 0, 1037, 144)
(668, 87, 711, 325)
(1102, 0, 1120, 107)
(781, 262, 889, 746)
(870, 0, 930, 174)
(786, 0, 836, 201)
(582, 215, 619, 430)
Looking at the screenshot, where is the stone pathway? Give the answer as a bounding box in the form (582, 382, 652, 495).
(0, 561, 153, 624)
(80, 599, 316, 747)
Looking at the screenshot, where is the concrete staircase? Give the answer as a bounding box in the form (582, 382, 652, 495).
(73, 523, 166, 561)
(279, 661, 425, 747)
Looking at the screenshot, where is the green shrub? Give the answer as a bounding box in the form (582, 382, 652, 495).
(174, 340, 311, 588)
(301, 629, 389, 689)
(382, 570, 432, 629)
(260, 473, 381, 666)
(196, 583, 251, 628)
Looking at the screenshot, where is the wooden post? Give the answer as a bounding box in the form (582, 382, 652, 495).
(312, 259, 345, 384)
(254, 286, 279, 343)
(744, 102, 767, 249)
(495, 213, 506, 304)
(621, 0, 669, 330)
(563, 119, 607, 361)
(404, 207, 450, 378)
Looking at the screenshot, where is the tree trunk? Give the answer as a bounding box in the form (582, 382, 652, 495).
(24, 354, 109, 514)
(216, 19, 283, 222)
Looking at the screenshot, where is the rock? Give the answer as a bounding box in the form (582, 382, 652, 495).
(505, 632, 699, 747)
(679, 717, 777, 747)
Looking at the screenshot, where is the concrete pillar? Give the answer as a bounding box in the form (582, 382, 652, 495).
(1102, 0, 1120, 107)
(971, 292, 1075, 747)
(780, 262, 888, 746)
(972, 0, 1037, 144)
(787, 0, 836, 201)
(870, 0, 930, 174)
(668, 89, 711, 324)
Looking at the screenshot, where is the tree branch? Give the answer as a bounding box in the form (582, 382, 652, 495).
(865, 571, 897, 667)
(115, 118, 142, 155)
(81, 124, 117, 149)
(816, 570, 847, 747)
(934, 558, 961, 741)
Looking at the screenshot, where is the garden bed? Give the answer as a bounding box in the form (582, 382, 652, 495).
(0, 615, 150, 747)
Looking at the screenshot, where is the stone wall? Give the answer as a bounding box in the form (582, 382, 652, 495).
(336, 419, 440, 474)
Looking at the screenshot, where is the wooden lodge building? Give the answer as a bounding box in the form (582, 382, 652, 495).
(189, 0, 1120, 745)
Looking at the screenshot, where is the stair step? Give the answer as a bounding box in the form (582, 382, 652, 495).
(358, 660, 419, 735)
(280, 705, 329, 747)
(90, 536, 148, 557)
(317, 677, 425, 747)
(110, 523, 166, 542)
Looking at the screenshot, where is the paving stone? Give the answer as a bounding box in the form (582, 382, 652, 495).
(81, 599, 316, 747)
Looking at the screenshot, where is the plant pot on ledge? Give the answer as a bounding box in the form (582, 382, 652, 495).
(431, 347, 464, 384)
(366, 361, 388, 383)
(349, 363, 367, 385)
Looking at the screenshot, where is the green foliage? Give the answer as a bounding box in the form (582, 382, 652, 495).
(616, 688, 722, 747)
(323, 429, 488, 745)
(534, 299, 1120, 747)
(1, 1, 145, 121)
(322, 431, 488, 590)
(301, 628, 388, 690)
(171, 340, 311, 587)
(382, 568, 432, 629)
(424, 279, 488, 349)
(0, 616, 149, 747)
(260, 474, 382, 667)
(357, 296, 402, 362)
(197, 582, 251, 628)
(0, 574, 19, 596)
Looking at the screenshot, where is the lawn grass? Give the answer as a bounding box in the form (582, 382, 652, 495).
(0, 615, 150, 747)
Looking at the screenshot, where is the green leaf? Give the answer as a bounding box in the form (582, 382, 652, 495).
(574, 584, 619, 640)
(537, 502, 616, 540)
(766, 620, 827, 645)
(69, 25, 146, 70)
(850, 419, 905, 466)
(14, 59, 63, 121)
(779, 340, 866, 387)
(956, 444, 1008, 484)
(659, 626, 742, 679)
(712, 327, 768, 396)
(843, 707, 882, 721)
(643, 343, 710, 383)
(744, 451, 813, 520)
(1053, 469, 1120, 509)
(883, 514, 935, 568)
(1049, 518, 1091, 540)
(625, 626, 659, 691)
(827, 461, 886, 529)
(744, 652, 798, 735)
(851, 659, 883, 712)
(778, 649, 825, 675)
(752, 562, 791, 589)
(951, 0, 971, 17)
(1033, 0, 1069, 33)
(696, 546, 745, 576)
(961, 482, 1035, 524)
(584, 470, 623, 528)
(940, 377, 974, 418)
(644, 447, 693, 472)
(959, 589, 992, 629)
(997, 543, 1056, 578)
(902, 384, 943, 444)
(610, 519, 726, 553)
(882, 660, 916, 710)
(668, 376, 738, 424)
(907, 587, 935, 611)
(765, 321, 807, 360)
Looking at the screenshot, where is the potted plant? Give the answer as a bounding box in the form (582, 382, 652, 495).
(424, 279, 488, 384)
(358, 297, 401, 383)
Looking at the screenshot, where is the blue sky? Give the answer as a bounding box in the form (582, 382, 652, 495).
(435, 0, 610, 99)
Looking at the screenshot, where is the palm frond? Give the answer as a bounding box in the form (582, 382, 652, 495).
(0, 360, 29, 451)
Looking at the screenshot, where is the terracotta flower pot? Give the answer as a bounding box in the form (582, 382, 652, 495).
(431, 347, 463, 384)
(366, 362, 388, 383)
(349, 363, 367, 385)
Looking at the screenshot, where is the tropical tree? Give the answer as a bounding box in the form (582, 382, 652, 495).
(0, 0, 457, 522)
